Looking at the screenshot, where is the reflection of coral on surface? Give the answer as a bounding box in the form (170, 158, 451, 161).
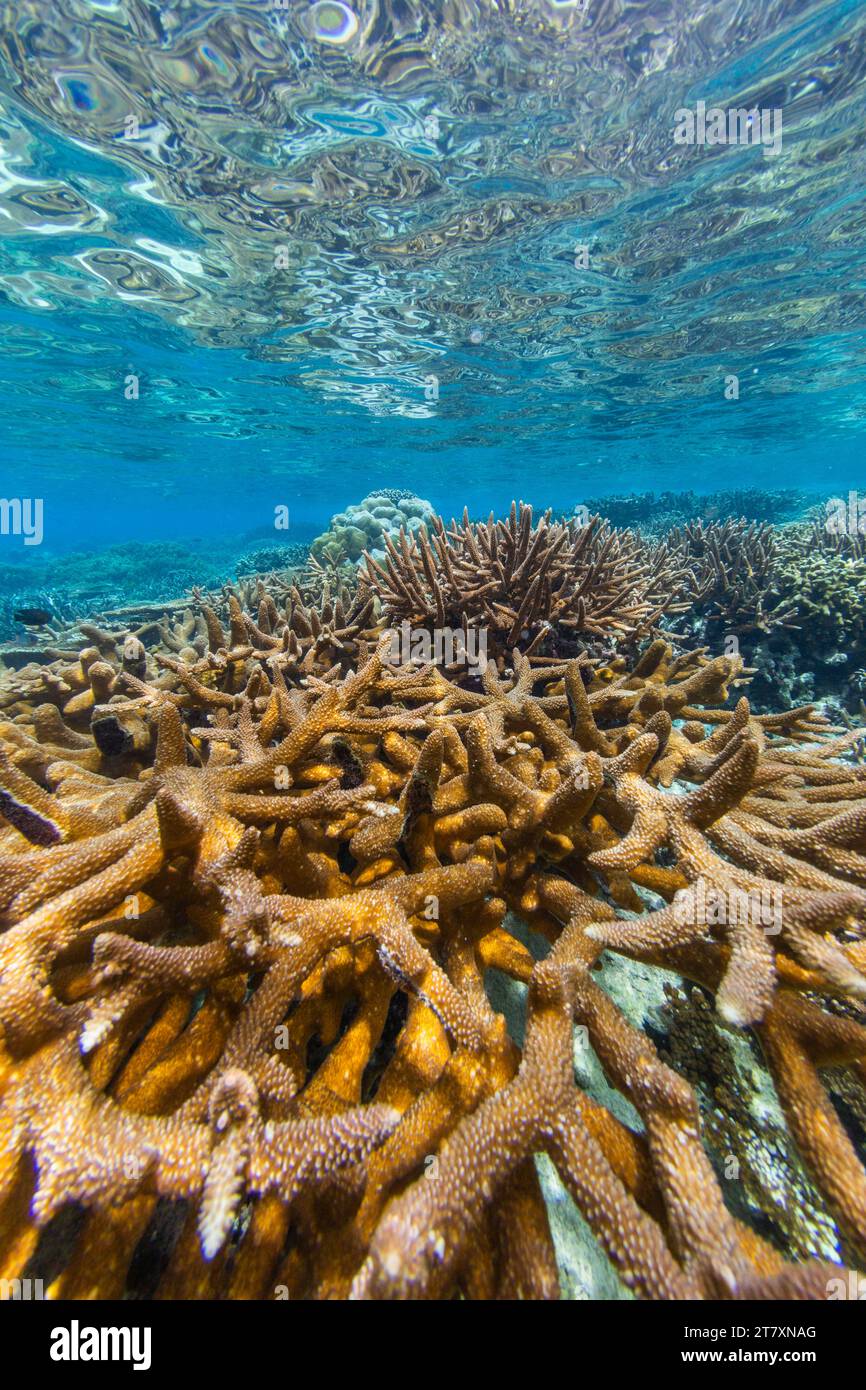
(0, 586, 865, 1299)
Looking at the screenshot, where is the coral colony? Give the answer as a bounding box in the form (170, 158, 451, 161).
(0, 497, 865, 1301)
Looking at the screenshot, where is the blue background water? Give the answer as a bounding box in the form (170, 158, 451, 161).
(1, 0, 865, 559)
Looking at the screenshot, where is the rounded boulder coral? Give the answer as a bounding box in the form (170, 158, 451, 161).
(312, 490, 437, 565)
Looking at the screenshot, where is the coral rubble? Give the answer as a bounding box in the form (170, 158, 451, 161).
(0, 574, 865, 1301)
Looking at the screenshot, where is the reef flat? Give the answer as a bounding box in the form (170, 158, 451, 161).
(0, 499, 865, 1301)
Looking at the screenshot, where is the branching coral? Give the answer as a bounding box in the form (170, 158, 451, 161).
(668, 519, 799, 639)
(0, 570, 379, 726)
(364, 501, 691, 666)
(8, 498, 862, 712)
(0, 608, 864, 1300)
(773, 518, 866, 660)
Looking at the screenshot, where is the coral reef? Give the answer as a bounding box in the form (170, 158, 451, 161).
(234, 542, 310, 577)
(311, 491, 436, 568)
(774, 519, 866, 665)
(705, 514, 866, 712)
(669, 519, 799, 641)
(364, 501, 691, 666)
(582, 488, 814, 535)
(0, 538, 317, 644)
(8, 496, 862, 716)
(565, 504, 866, 714)
(0, 574, 378, 716)
(0, 542, 234, 641)
(0, 590, 865, 1300)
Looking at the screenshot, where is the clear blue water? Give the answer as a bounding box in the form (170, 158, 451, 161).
(1, 0, 866, 556)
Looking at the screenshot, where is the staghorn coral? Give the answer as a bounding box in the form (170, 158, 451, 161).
(668, 518, 799, 641)
(0, 569, 378, 721)
(364, 500, 691, 667)
(0, 615, 864, 1300)
(11, 500, 863, 718)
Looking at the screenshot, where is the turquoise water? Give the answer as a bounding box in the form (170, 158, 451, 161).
(1, 0, 866, 551)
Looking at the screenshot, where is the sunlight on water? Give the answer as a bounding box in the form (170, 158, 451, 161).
(0, 0, 865, 541)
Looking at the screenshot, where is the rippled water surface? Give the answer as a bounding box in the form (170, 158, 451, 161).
(1, 0, 866, 539)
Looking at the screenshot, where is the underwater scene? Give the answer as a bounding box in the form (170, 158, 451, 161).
(1, 0, 866, 1319)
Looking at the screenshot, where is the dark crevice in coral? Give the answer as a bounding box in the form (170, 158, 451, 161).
(826, 1089, 866, 1154)
(336, 839, 357, 876)
(126, 1199, 189, 1300)
(303, 994, 361, 1086)
(22, 1203, 88, 1287)
(362, 989, 408, 1101)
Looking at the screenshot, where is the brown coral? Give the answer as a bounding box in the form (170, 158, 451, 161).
(0, 601, 864, 1299)
(669, 518, 799, 639)
(363, 501, 691, 666)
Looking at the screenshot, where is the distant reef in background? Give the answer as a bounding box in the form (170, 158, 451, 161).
(578, 487, 817, 534)
(2, 487, 864, 717)
(0, 534, 311, 640)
